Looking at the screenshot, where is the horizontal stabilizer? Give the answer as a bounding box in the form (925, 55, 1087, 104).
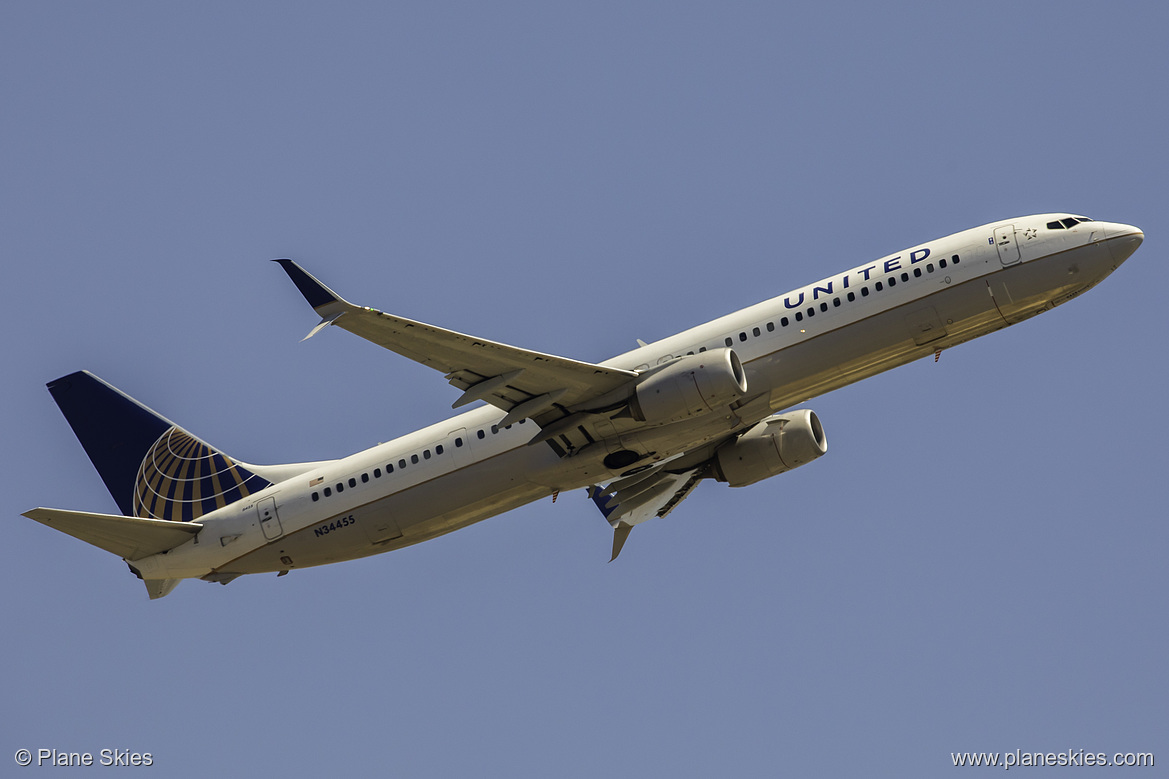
(22, 508, 202, 561)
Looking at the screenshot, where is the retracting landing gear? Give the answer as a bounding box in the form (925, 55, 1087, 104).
(603, 449, 641, 470)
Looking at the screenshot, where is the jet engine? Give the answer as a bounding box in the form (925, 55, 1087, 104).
(714, 409, 827, 487)
(629, 348, 747, 424)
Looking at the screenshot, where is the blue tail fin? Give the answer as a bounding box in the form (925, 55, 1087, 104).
(47, 371, 271, 522)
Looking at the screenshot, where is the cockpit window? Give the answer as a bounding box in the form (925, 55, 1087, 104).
(1047, 216, 1094, 230)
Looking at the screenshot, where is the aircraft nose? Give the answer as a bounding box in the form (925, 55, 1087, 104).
(1101, 222, 1143, 265)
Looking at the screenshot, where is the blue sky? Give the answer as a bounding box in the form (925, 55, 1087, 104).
(3, 2, 1165, 776)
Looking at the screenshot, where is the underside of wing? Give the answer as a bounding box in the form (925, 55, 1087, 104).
(589, 462, 712, 560)
(275, 260, 638, 427)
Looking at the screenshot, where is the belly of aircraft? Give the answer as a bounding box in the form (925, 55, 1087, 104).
(208, 449, 558, 576)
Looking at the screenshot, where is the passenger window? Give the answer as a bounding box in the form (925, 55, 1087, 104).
(361, 473, 369, 483)
(819, 302, 828, 312)
(739, 332, 747, 342)
(336, 483, 344, 493)
(913, 268, 922, 277)
(847, 292, 856, 302)
(939, 259, 948, 268)
(436, 444, 444, 455)
(386, 463, 393, 473)
(399, 459, 406, 469)
(806, 307, 815, 317)
(900, 272, 908, 282)
(423, 449, 431, 460)
(752, 327, 760, 337)
(781, 317, 789, 326)
(833, 298, 840, 307)
(887, 277, 896, 287)
(374, 468, 381, 478)
(926, 263, 934, 272)
(952, 255, 960, 264)
(766, 322, 774, 332)
(454, 438, 462, 448)
(312, 492, 319, 502)
(875, 281, 884, 291)
(477, 430, 485, 439)
(861, 287, 869, 297)
(725, 337, 733, 347)
(491, 425, 498, 434)
(795, 311, 803, 321)
(348, 478, 356, 488)
(323, 487, 332, 497)
(698, 346, 707, 352)
(411, 454, 419, 464)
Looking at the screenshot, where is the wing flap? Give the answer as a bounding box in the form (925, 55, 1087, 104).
(23, 508, 202, 561)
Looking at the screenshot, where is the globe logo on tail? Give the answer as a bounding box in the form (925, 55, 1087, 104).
(132, 427, 271, 522)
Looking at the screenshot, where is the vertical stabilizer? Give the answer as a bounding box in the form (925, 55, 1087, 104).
(46, 371, 271, 522)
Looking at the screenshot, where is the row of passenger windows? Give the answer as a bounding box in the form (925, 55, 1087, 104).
(312, 251, 965, 499)
(310, 419, 530, 502)
(1047, 217, 1092, 230)
(713, 254, 962, 346)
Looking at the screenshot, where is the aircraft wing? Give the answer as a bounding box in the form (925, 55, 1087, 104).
(275, 260, 637, 423)
(589, 463, 710, 560)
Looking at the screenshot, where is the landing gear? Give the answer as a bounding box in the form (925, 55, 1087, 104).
(603, 449, 641, 470)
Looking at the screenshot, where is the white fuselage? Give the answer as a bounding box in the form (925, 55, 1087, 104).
(129, 215, 1143, 582)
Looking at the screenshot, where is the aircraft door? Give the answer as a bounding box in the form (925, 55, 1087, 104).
(995, 225, 1021, 266)
(256, 497, 283, 540)
(448, 427, 469, 465)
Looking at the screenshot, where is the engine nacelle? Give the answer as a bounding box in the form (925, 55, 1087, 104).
(630, 348, 747, 424)
(714, 409, 827, 487)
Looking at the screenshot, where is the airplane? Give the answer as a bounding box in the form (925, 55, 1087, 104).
(22, 214, 1143, 598)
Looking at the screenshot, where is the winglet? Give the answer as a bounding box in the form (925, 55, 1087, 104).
(301, 311, 345, 341)
(610, 523, 633, 561)
(273, 259, 349, 312)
